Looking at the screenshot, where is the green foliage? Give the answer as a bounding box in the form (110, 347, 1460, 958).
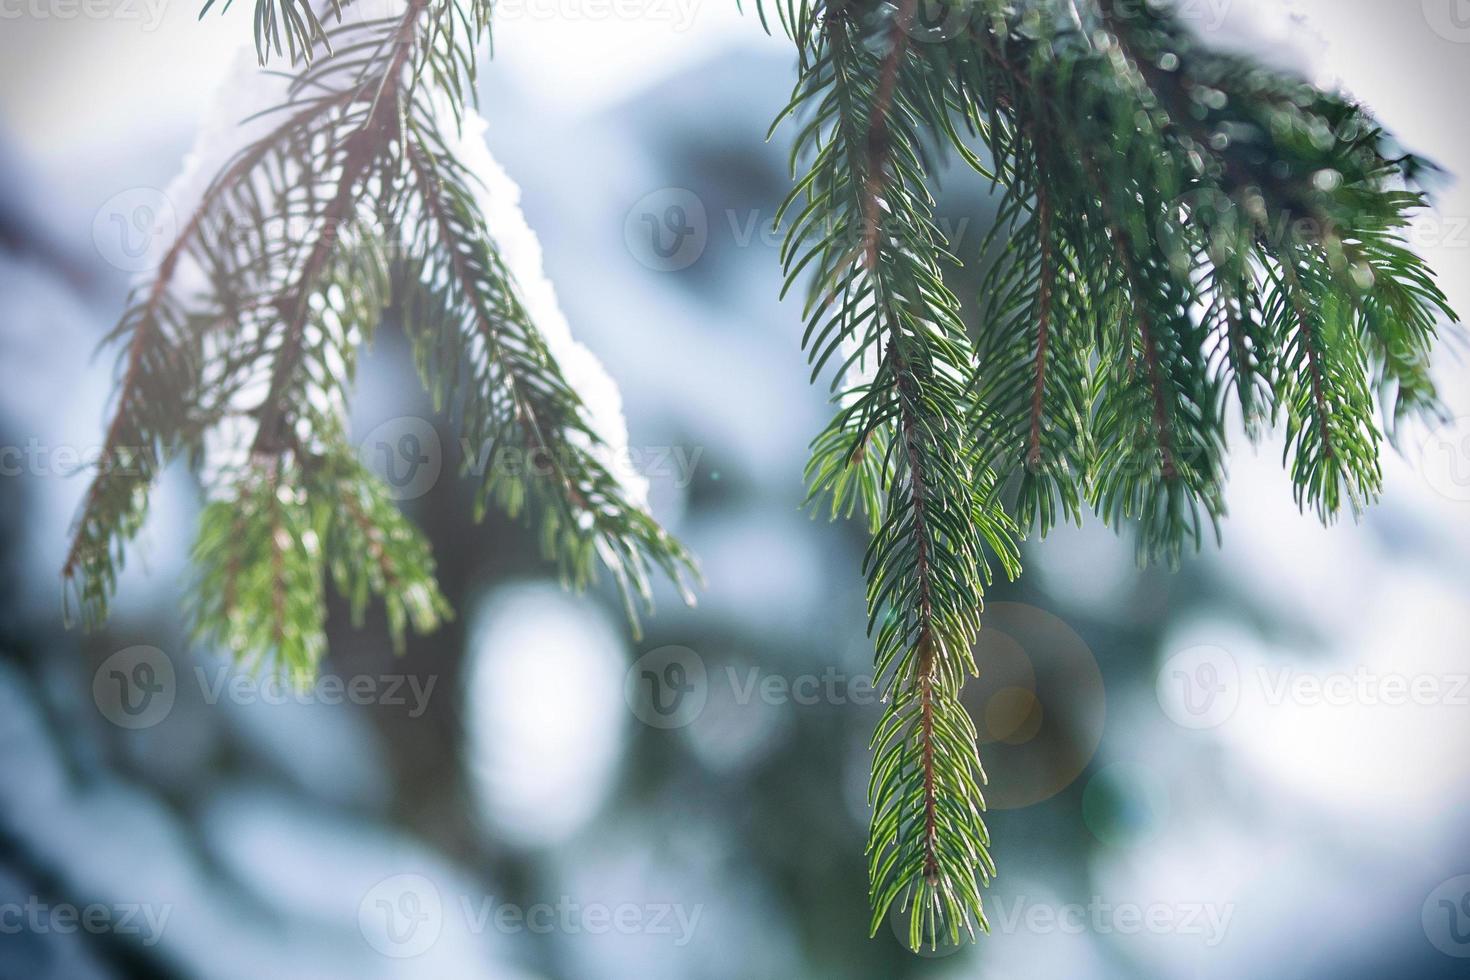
(398, 120, 697, 625)
(191, 440, 451, 683)
(65, 0, 695, 673)
(198, 0, 331, 65)
(64, 0, 1458, 952)
(768, 0, 1022, 951)
(757, 0, 1456, 951)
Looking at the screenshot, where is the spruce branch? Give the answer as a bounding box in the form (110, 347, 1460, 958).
(198, 0, 332, 66)
(398, 124, 697, 626)
(58, 0, 1463, 953)
(769, 0, 1021, 949)
(757, 0, 1457, 950)
(67, 0, 695, 673)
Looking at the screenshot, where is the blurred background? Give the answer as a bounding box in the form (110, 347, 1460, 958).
(2, 0, 1470, 977)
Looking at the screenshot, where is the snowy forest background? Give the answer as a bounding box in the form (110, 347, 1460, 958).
(3, 1, 1470, 977)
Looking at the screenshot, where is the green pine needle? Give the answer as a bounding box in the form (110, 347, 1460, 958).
(759, 0, 1456, 950)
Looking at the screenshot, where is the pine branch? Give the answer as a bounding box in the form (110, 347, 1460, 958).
(69, 0, 694, 670)
(757, 0, 1457, 949)
(400, 127, 696, 626)
(64, 0, 1463, 952)
(974, 163, 1092, 535)
(190, 456, 327, 680)
(770, 0, 1020, 949)
(1264, 238, 1382, 519)
(198, 0, 331, 66)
